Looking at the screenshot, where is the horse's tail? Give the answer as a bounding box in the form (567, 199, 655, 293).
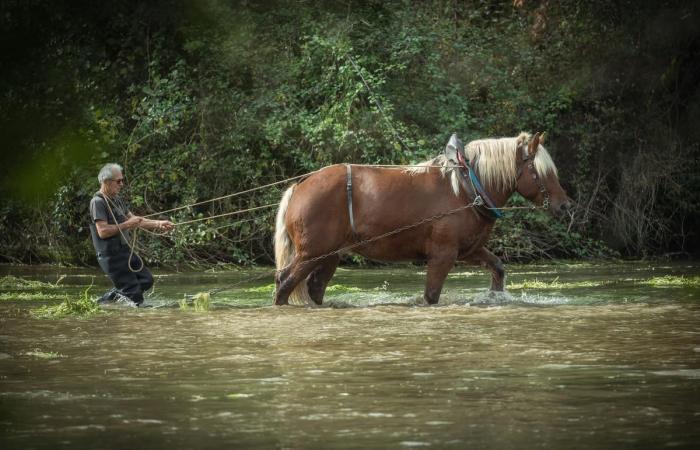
(274, 184, 311, 305)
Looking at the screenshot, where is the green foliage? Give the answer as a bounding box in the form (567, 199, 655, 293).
(490, 194, 615, 261)
(1, 1, 698, 265)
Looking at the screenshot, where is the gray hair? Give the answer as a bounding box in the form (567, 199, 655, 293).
(98, 163, 123, 184)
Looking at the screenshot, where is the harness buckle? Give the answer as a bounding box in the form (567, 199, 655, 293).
(473, 195, 484, 206)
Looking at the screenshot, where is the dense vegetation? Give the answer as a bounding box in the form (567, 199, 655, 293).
(1, 0, 698, 266)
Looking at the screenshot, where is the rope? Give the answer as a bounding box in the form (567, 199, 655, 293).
(140, 164, 448, 219)
(101, 193, 145, 273)
(142, 172, 316, 218)
(171, 203, 279, 226)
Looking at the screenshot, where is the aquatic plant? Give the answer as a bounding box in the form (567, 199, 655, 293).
(0, 275, 63, 290)
(179, 292, 211, 311)
(508, 278, 611, 290)
(23, 349, 64, 359)
(326, 284, 362, 294)
(640, 275, 700, 287)
(0, 292, 68, 301)
(243, 283, 275, 294)
(29, 285, 101, 319)
(242, 283, 362, 296)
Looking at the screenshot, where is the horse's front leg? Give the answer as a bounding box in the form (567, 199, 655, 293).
(423, 248, 458, 305)
(473, 247, 505, 291)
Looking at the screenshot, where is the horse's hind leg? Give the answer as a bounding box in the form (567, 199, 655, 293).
(473, 247, 505, 291)
(307, 255, 340, 305)
(423, 249, 458, 305)
(274, 256, 317, 305)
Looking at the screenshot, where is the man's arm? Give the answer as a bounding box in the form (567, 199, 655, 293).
(126, 211, 175, 231)
(125, 212, 174, 232)
(95, 216, 143, 239)
(138, 217, 175, 232)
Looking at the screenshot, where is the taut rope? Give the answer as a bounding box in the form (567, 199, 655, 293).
(141, 164, 448, 220)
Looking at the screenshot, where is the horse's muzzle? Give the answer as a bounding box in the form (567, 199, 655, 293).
(552, 199, 573, 218)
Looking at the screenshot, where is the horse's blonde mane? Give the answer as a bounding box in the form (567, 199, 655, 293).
(406, 132, 558, 195)
(405, 154, 462, 196)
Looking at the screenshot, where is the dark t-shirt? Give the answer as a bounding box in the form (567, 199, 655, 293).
(89, 192, 131, 256)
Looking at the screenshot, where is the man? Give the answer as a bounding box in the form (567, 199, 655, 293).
(89, 163, 174, 306)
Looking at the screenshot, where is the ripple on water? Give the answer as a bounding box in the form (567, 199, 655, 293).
(0, 390, 142, 401)
(650, 369, 700, 379)
(318, 290, 575, 308)
(323, 293, 420, 308)
(512, 292, 574, 305)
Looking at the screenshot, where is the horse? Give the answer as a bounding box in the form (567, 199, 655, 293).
(273, 132, 571, 306)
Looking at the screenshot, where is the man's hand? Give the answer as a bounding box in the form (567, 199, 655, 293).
(123, 215, 144, 230)
(158, 220, 175, 232)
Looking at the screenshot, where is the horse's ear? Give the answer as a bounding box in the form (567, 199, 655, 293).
(540, 131, 546, 145)
(528, 132, 541, 157)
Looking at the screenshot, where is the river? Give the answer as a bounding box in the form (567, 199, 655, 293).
(0, 261, 698, 449)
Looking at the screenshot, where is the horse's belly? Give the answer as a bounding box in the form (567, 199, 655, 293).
(353, 238, 428, 262)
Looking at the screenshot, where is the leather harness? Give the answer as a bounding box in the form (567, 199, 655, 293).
(346, 164, 359, 239)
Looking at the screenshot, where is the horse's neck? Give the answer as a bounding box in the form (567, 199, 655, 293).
(483, 184, 515, 208)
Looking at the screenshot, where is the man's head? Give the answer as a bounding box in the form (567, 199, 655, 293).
(98, 163, 124, 196)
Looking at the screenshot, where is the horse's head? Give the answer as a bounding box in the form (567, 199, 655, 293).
(515, 132, 572, 218)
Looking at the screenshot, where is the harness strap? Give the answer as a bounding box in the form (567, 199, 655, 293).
(346, 164, 359, 239)
(456, 151, 503, 219)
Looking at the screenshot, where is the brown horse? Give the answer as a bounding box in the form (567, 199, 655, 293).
(273, 132, 571, 305)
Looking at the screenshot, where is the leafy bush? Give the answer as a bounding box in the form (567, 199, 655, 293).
(1, 1, 698, 265)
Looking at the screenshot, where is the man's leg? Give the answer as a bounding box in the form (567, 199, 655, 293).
(97, 257, 120, 303)
(99, 250, 146, 305)
(132, 253, 154, 299)
(97, 287, 118, 304)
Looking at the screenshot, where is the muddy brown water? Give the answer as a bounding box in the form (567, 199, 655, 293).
(0, 261, 699, 449)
